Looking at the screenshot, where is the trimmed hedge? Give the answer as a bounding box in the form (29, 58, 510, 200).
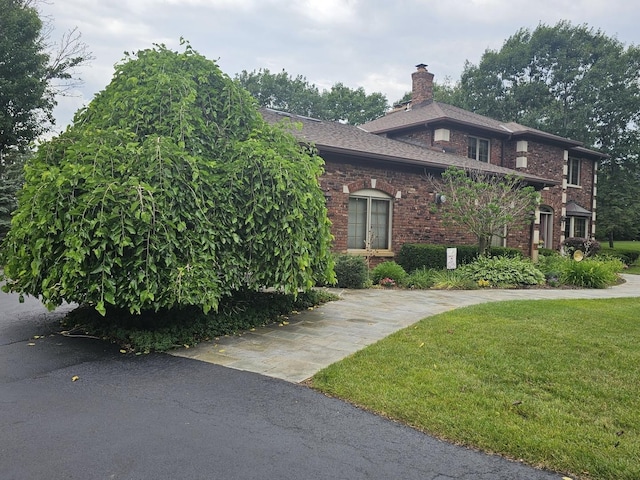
(598, 248, 640, 266)
(397, 243, 522, 272)
(333, 254, 369, 288)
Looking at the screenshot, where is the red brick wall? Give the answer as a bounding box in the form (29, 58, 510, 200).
(321, 153, 517, 259)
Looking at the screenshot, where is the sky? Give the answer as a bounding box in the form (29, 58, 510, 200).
(38, 0, 640, 135)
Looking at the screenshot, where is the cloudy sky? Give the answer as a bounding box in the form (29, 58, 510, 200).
(39, 0, 639, 134)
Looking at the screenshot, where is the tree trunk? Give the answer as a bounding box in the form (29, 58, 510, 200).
(609, 230, 614, 249)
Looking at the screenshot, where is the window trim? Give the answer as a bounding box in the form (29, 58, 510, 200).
(567, 157, 581, 187)
(468, 135, 490, 163)
(539, 206, 554, 249)
(564, 215, 588, 238)
(347, 189, 393, 253)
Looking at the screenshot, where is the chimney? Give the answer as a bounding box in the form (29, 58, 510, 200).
(411, 63, 434, 106)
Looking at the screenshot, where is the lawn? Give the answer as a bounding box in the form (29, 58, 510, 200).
(311, 298, 640, 480)
(600, 241, 640, 274)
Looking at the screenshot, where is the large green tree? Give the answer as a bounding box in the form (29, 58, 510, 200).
(1, 43, 335, 315)
(451, 21, 640, 243)
(236, 68, 388, 125)
(0, 0, 91, 156)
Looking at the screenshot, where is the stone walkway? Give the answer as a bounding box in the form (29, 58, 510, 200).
(172, 274, 640, 383)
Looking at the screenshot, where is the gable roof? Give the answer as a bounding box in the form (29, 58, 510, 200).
(361, 100, 607, 159)
(261, 108, 558, 188)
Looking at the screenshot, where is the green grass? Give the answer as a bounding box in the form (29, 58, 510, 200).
(311, 298, 640, 480)
(599, 241, 640, 274)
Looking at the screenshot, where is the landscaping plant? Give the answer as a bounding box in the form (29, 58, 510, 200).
(460, 255, 545, 287)
(370, 261, 407, 286)
(0, 42, 335, 315)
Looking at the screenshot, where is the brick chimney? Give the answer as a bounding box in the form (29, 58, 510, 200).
(411, 63, 434, 106)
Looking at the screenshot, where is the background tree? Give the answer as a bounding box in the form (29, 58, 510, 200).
(431, 168, 540, 256)
(447, 21, 640, 244)
(0, 0, 92, 157)
(0, 151, 28, 240)
(1, 43, 335, 316)
(236, 68, 388, 124)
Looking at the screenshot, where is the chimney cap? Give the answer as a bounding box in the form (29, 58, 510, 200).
(415, 63, 428, 70)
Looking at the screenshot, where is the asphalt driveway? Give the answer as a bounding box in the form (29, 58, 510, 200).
(1, 289, 567, 480)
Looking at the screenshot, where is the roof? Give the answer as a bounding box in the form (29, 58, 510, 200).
(261, 108, 557, 187)
(566, 200, 592, 217)
(361, 100, 607, 158)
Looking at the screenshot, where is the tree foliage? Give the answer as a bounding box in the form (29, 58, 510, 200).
(235, 68, 388, 125)
(431, 168, 540, 256)
(0, 0, 91, 156)
(0, 151, 27, 240)
(448, 21, 640, 242)
(1, 43, 335, 315)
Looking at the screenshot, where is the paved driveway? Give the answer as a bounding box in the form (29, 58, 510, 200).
(0, 286, 571, 479)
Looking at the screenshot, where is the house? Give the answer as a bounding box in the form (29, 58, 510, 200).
(261, 64, 605, 262)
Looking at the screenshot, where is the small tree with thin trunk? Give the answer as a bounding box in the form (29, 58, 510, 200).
(430, 167, 540, 256)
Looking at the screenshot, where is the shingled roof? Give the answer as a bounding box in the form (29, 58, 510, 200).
(361, 100, 607, 159)
(261, 108, 558, 187)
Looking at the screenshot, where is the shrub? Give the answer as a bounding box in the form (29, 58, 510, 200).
(403, 268, 435, 289)
(370, 261, 407, 285)
(598, 248, 640, 266)
(537, 254, 568, 287)
(562, 237, 601, 258)
(334, 255, 369, 289)
(430, 269, 478, 290)
(397, 243, 522, 272)
(397, 244, 447, 271)
(560, 257, 623, 288)
(460, 255, 545, 287)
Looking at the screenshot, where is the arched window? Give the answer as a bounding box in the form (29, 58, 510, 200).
(539, 206, 554, 249)
(348, 189, 392, 250)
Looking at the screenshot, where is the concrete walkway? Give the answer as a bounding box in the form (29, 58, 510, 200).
(172, 274, 640, 383)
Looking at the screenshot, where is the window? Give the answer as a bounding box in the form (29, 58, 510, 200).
(564, 216, 587, 238)
(468, 136, 490, 163)
(539, 206, 554, 249)
(348, 189, 391, 250)
(568, 157, 581, 186)
(491, 226, 507, 247)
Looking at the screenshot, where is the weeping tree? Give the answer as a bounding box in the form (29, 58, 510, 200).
(0, 42, 335, 316)
(431, 168, 540, 256)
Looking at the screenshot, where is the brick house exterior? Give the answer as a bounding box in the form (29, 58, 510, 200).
(262, 64, 605, 262)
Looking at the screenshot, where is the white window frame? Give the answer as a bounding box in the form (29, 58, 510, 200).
(347, 189, 392, 252)
(468, 136, 490, 163)
(539, 206, 554, 249)
(565, 216, 588, 238)
(568, 157, 581, 187)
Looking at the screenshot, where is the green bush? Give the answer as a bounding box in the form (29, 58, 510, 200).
(562, 237, 601, 258)
(430, 269, 478, 290)
(403, 268, 435, 289)
(397, 243, 522, 272)
(560, 257, 623, 288)
(370, 261, 407, 285)
(333, 254, 369, 289)
(461, 255, 545, 287)
(598, 248, 640, 266)
(536, 254, 568, 287)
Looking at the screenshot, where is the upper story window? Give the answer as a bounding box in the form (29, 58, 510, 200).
(468, 136, 490, 163)
(568, 157, 581, 186)
(348, 189, 392, 250)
